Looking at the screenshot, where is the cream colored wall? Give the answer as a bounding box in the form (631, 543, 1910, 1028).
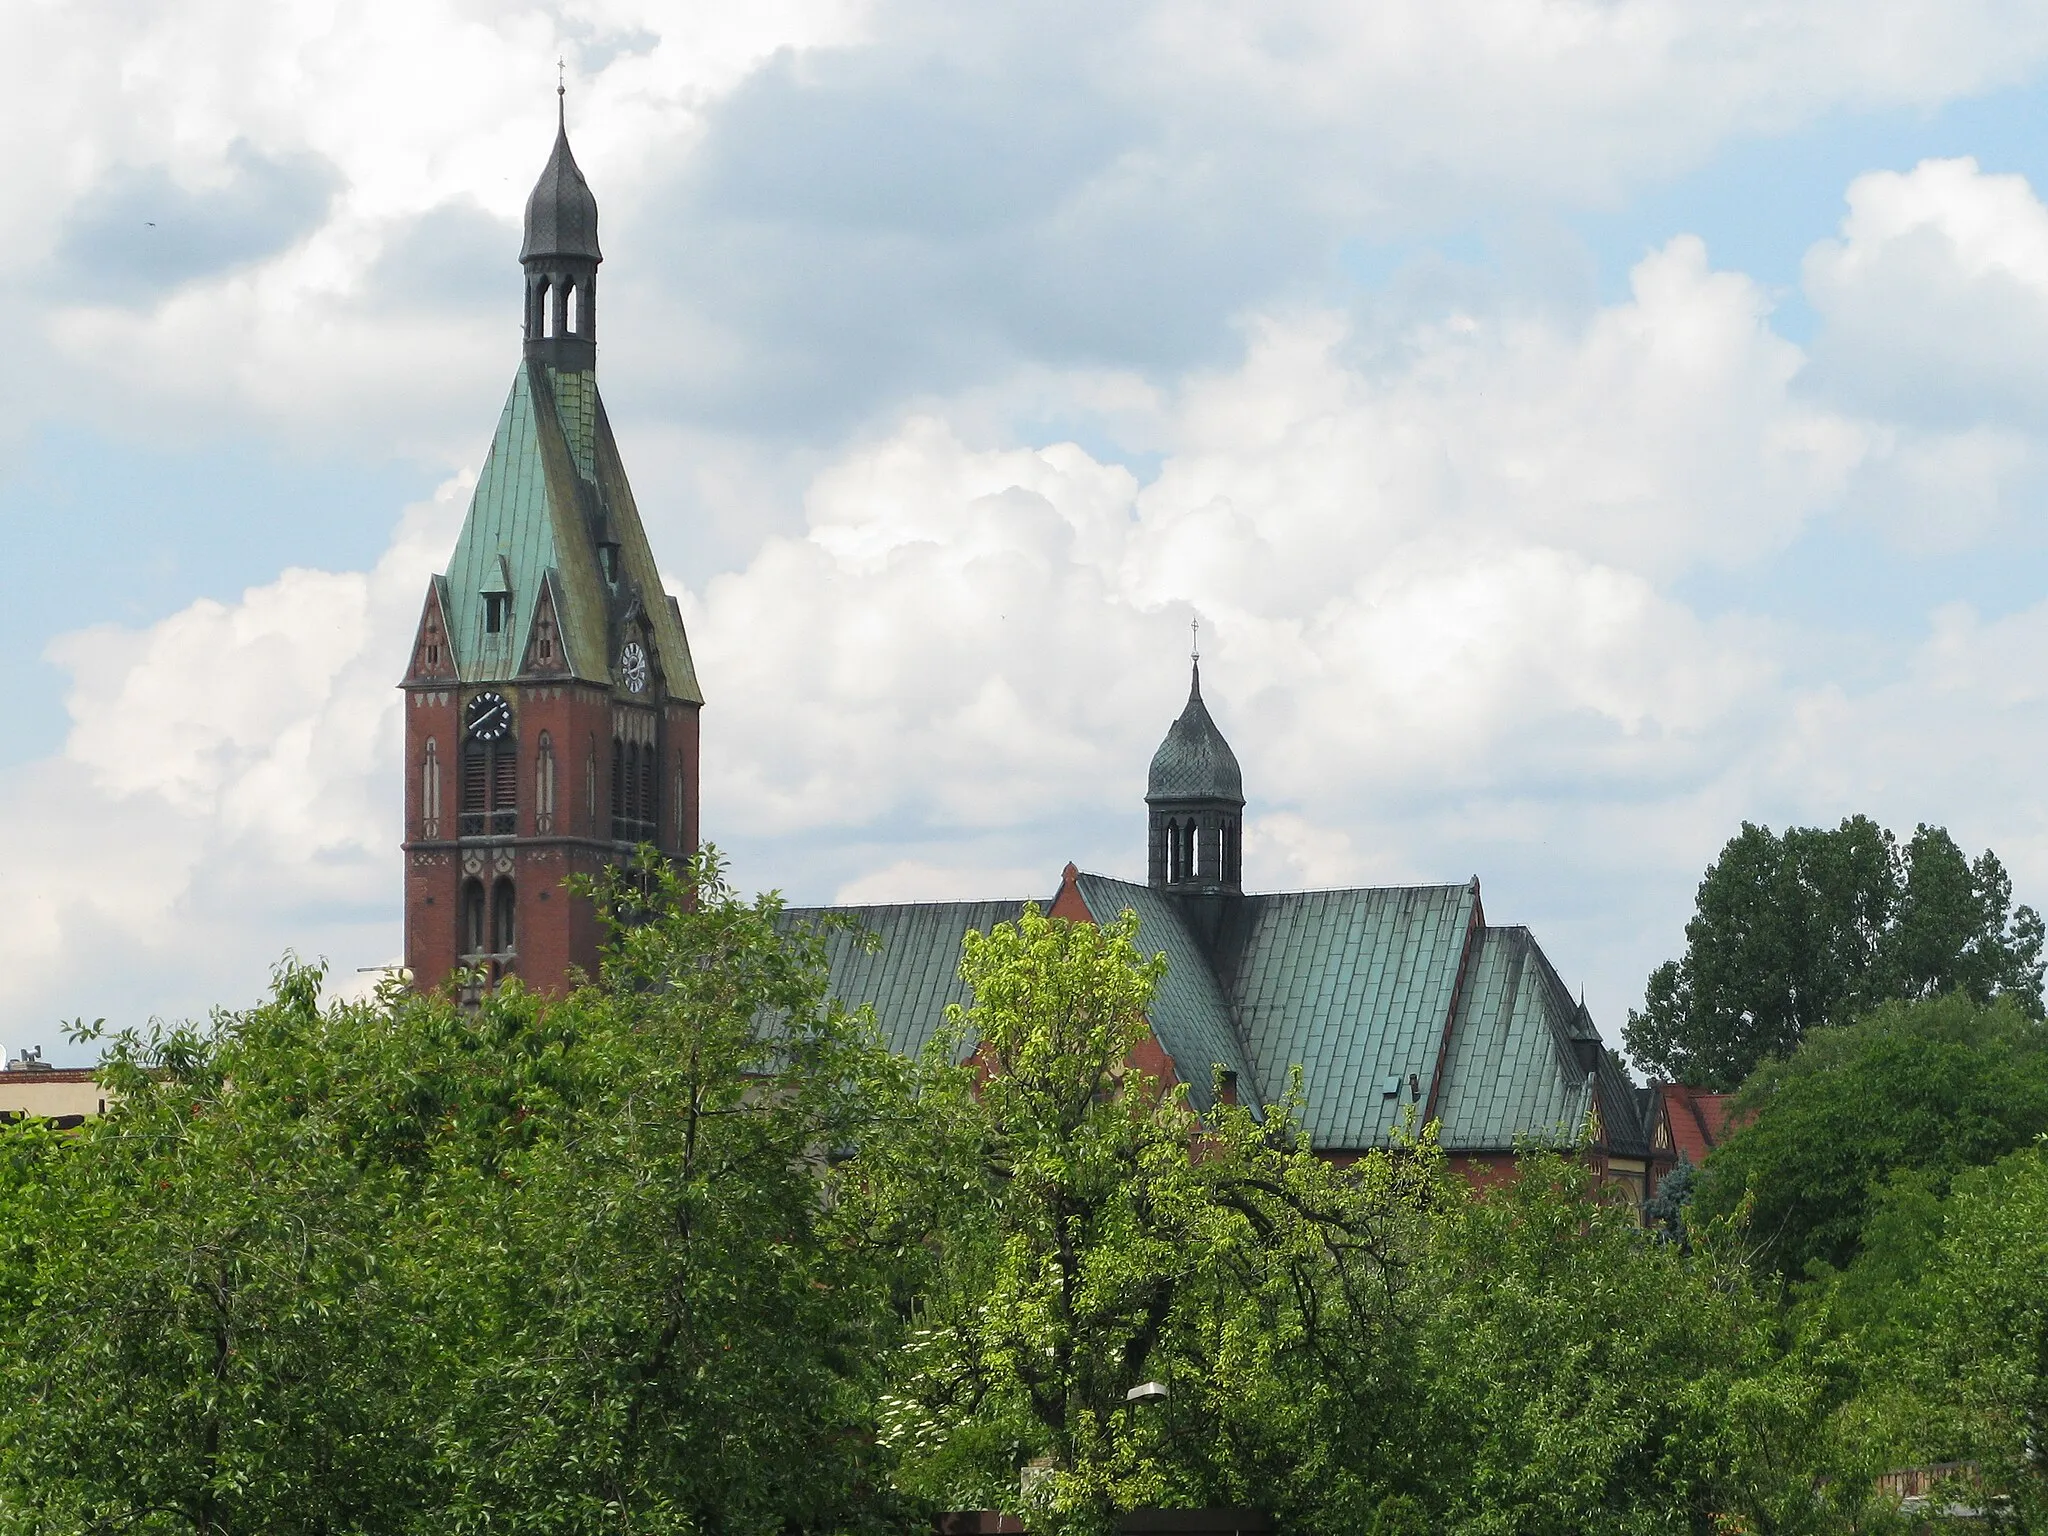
(0, 1075, 106, 1119)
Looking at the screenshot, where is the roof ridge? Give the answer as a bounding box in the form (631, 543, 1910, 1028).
(784, 896, 1035, 916)
(1076, 869, 1479, 900)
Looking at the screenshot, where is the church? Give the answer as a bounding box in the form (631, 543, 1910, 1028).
(400, 105, 1670, 1201)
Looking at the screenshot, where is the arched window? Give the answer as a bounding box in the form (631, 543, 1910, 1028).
(492, 877, 516, 957)
(535, 732, 556, 834)
(673, 763, 687, 849)
(461, 878, 486, 957)
(586, 735, 597, 833)
(611, 735, 626, 841)
(534, 278, 551, 337)
(639, 742, 657, 840)
(1223, 820, 1240, 885)
(565, 281, 580, 335)
(422, 737, 441, 839)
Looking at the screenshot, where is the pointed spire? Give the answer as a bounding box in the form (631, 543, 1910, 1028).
(522, 85, 601, 265)
(1147, 644, 1243, 805)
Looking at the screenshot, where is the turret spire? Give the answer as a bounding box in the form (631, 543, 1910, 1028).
(1146, 639, 1245, 893)
(521, 88, 601, 367)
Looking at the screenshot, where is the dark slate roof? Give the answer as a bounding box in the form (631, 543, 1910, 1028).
(788, 871, 1632, 1158)
(1146, 663, 1243, 804)
(521, 107, 601, 263)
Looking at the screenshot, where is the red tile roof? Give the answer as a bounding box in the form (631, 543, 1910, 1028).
(1657, 1083, 1744, 1163)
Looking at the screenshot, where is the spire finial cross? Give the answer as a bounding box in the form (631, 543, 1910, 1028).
(557, 56, 566, 97)
(1190, 614, 1200, 663)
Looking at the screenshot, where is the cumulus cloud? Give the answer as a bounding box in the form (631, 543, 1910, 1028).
(16, 2, 2048, 1063)
(693, 241, 1817, 940)
(1807, 157, 2048, 428)
(15, 0, 2048, 461)
(0, 481, 464, 1029)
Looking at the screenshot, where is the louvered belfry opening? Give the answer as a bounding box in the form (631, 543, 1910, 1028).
(609, 734, 658, 846)
(460, 739, 519, 838)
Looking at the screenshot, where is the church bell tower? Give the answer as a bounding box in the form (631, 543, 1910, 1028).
(400, 93, 703, 994)
(1146, 658, 1244, 895)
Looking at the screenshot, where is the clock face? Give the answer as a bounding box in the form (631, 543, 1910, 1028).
(465, 691, 512, 742)
(620, 640, 649, 694)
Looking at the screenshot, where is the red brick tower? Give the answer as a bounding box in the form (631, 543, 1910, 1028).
(400, 94, 703, 994)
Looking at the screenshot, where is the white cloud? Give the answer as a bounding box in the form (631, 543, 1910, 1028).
(16, 6, 2048, 1066)
(0, 480, 464, 1029)
(1807, 157, 2048, 425)
(15, 0, 2048, 465)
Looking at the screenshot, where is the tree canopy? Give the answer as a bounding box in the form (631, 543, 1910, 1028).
(1691, 992, 2048, 1282)
(0, 853, 911, 1536)
(2, 853, 2042, 1533)
(1624, 817, 2044, 1089)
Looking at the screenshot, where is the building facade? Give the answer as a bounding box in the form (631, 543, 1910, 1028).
(400, 97, 702, 994)
(789, 663, 1663, 1193)
(395, 106, 1664, 1189)
(0, 1049, 107, 1128)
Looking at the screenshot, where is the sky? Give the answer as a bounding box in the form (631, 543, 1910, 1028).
(10, 0, 2048, 1063)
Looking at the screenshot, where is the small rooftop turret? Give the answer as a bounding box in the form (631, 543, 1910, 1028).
(521, 85, 601, 368)
(1147, 646, 1245, 893)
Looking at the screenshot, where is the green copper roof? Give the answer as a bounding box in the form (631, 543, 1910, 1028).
(442, 359, 700, 702)
(1209, 883, 1477, 1149)
(784, 872, 1652, 1159)
(1076, 874, 1256, 1111)
(788, 900, 1032, 1060)
(1433, 927, 1594, 1151)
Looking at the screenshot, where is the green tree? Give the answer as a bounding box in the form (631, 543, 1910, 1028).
(1897, 1143, 2048, 1526)
(418, 852, 910, 1534)
(1625, 818, 2042, 1088)
(0, 851, 912, 1536)
(1692, 993, 2048, 1282)
(0, 962, 454, 1534)
(877, 904, 1444, 1535)
(1414, 1151, 1738, 1536)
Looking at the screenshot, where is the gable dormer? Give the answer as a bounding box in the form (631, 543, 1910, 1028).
(519, 572, 573, 679)
(405, 578, 460, 685)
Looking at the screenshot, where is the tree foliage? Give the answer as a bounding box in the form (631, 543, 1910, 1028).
(1625, 818, 2044, 1088)
(5, 851, 2044, 1533)
(873, 905, 1448, 1536)
(1692, 993, 2048, 1283)
(1903, 1143, 2048, 1526)
(0, 851, 910, 1536)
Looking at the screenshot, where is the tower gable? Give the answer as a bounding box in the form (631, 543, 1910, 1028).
(404, 577, 459, 686)
(591, 393, 700, 702)
(518, 570, 575, 679)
